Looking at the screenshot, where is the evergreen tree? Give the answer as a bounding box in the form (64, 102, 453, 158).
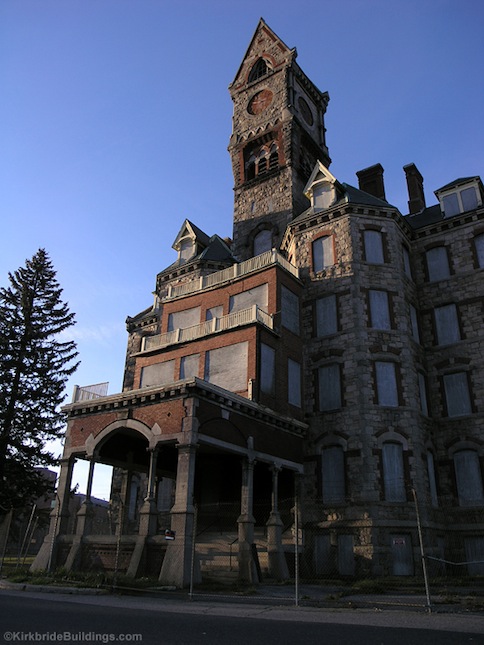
(0, 249, 79, 512)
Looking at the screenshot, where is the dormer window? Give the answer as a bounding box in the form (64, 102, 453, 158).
(303, 161, 340, 212)
(179, 237, 195, 263)
(172, 219, 210, 265)
(313, 182, 336, 210)
(435, 177, 483, 218)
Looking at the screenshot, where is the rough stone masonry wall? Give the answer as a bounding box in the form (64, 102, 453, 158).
(410, 215, 484, 515)
(291, 208, 432, 560)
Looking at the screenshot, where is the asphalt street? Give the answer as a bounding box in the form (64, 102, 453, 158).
(0, 589, 484, 645)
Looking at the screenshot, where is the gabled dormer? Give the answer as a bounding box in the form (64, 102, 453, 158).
(435, 177, 484, 218)
(172, 219, 210, 264)
(304, 162, 343, 211)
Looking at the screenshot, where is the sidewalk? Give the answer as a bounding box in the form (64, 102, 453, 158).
(2, 581, 484, 636)
(2, 577, 484, 614)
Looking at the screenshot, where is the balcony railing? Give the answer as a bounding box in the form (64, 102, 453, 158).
(166, 249, 299, 300)
(142, 305, 274, 352)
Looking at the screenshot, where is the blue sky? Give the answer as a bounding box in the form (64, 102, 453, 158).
(2, 0, 483, 496)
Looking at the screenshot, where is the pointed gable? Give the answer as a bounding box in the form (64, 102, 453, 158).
(304, 161, 342, 211)
(229, 18, 296, 94)
(172, 219, 210, 263)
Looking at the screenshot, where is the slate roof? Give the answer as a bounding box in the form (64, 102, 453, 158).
(436, 177, 480, 192)
(404, 204, 443, 229)
(342, 183, 397, 209)
(291, 182, 396, 226)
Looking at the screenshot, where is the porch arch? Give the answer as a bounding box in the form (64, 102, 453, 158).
(85, 418, 155, 457)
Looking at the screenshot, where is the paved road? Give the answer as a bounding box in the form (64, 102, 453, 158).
(0, 589, 483, 644)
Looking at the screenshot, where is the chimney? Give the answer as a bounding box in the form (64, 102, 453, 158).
(356, 163, 386, 201)
(403, 163, 426, 214)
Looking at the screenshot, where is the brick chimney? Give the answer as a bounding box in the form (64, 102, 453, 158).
(403, 163, 426, 214)
(356, 163, 386, 201)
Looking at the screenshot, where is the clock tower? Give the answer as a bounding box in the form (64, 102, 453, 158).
(228, 19, 331, 261)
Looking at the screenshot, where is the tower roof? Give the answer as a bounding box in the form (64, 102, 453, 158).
(229, 18, 296, 92)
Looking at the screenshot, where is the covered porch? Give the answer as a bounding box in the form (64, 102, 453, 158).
(32, 378, 305, 587)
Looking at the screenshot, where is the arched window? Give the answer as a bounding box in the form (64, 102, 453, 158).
(382, 442, 406, 502)
(253, 229, 272, 256)
(245, 152, 256, 181)
(268, 142, 279, 170)
(322, 445, 346, 504)
(257, 147, 269, 176)
(454, 450, 484, 507)
(244, 141, 279, 181)
(248, 57, 269, 83)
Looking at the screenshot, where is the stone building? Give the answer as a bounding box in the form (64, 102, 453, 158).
(33, 19, 484, 584)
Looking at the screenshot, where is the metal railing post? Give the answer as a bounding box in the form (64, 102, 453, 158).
(412, 488, 432, 613)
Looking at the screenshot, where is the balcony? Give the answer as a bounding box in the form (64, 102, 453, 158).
(141, 305, 274, 352)
(166, 249, 299, 300)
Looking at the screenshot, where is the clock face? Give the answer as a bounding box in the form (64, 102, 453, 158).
(298, 96, 314, 126)
(247, 89, 273, 115)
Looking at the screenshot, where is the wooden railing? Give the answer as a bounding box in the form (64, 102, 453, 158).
(142, 305, 274, 352)
(166, 249, 298, 300)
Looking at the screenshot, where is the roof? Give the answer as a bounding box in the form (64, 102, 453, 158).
(404, 204, 443, 229)
(436, 177, 480, 193)
(342, 183, 396, 209)
(172, 219, 210, 251)
(291, 181, 396, 227)
(157, 232, 236, 280)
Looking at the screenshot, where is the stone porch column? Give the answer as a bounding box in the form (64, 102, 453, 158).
(159, 443, 199, 587)
(138, 447, 159, 537)
(237, 457, 259, 583)
(266, 465, 289, 580)
(75, 459, 95, 536)
(30, 456, 75, 571)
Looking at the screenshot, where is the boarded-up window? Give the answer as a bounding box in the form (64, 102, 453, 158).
(427, 451, 438, 507)
(260, 343, 275, 395)
(434, 304, 460, 345)
(338, 535, 355, 576)
(461, 186, 478, 211)
(312, 235, 334, 271)
(443, 372, 472, 417)
(281, 285, 300, 334)
(204, 342, 248, 392)
(453, 450, 484, 507)
(322, 446, 345, 503)
(179, 238, 195, 262)
(426, 246, 450, 282)
(375, 361, 399, 407)
(206, 305, 223, 321)
(382, 442, 406, 502)
(442, 193, 459, 217)
(140, 360, 175, 388)
(167, 306, 201, 331)
(316, 294, 337, 336)
(288, 358, 301, 407)
(229, 284, 268, 314)
(391, 534, 414, 576)
(369, 289, 391, 329)
(318, 364, 341, 411)
(475, 233, 484, 268)
(253, 230, 272, 256)
(364, 230, 384, 264)
(465, 537, 484, 575)
(180, 354, 199, 380)
(402, 245, 412, 278)
(418, 372, 429, 416)
(409, 304, 420, 343)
